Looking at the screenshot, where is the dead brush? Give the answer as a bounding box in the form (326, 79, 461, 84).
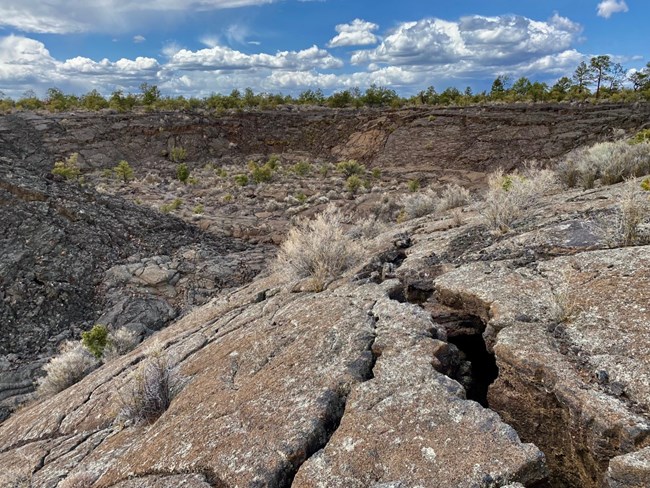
(436, 183, 471, 213)
(119, 350, 187, 424)
(618, 179, 650, 246)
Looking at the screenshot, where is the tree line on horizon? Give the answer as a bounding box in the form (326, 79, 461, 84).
(1, 55, 649, 113)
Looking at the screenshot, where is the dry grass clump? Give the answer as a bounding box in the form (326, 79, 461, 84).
(103, 328, 140, 361)
(557, 140, 650, 189)
(119, 351, 186, 424)
(37, 342, 99, 397)
(618, 179, 650, 246)
(274, 205, 366, 290)
(348, 215, 389, 240)
(372, 195, 401, 222)
(399, 189, 438, 221)
(480, 165, 557, 233)
(436, 183, 471, 213)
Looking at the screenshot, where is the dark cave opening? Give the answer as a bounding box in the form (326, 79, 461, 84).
(447, 324, 499, 408)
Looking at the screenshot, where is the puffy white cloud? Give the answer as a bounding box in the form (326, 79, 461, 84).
(266, 66, 422, 92)
(597, 0, 629, 19)
(0, 10, 598, 99)
(351, 14, 581, 67)
(0, 35, 160, 96)
(167, 44, 342, 71)
(327, 19, 379, 48)
(59, 56, 159, 76)
(0, 35, 57, 84)
(133, 35, 146, 43)
(0, 0, 278, 34)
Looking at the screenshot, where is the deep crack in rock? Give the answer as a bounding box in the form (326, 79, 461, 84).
(446, 320, 499, 408)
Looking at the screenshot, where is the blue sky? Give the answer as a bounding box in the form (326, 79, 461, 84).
(0, 0, 647, 98)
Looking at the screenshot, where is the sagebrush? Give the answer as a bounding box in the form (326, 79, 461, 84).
(37, 342, 99, 397)
(618, 179, 650, 246)
(103, 328, 140, 361)
(480, 165, 557, 232)
(399, 189, 438, 221)
(275, 205, 365, 290)
(557, 140, 650, 189)
(436, 183, 471, 212)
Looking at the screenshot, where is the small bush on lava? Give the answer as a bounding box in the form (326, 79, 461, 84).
(37, 342, 99, 397)
(275, 205, 365, 290)
(119, 351, 187, 424)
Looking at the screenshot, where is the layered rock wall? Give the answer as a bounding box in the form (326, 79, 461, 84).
(2, 103, 649, 179)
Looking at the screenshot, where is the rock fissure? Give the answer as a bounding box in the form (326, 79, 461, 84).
(434, 253, 650, 488)
(283, 300, 379, 487)
(445, 318, 499, 408)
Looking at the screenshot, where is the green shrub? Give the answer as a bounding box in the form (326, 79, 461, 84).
(296, 192, 307, 203)
(223, 193, 234, 202)
(176, 163, 190, 183)
(113, 160, 134, 183)
(407, 179, 420, 192)
(215, 168, 228, 178)
(346, 175, 363, 194)
(234, 174, 249, 186)
(193, 204, 205, 214)
(371, 168, 382, 179)
(631, 129, 650, 144)
(52, 153, 81, 181)
(266, 154, 280, 170)
(500, 175, 515, 191)
(248, 161, 273, 183)
(336, 160, 365, 177)
(81, 324, 109, 359)
(187, 176, 199, 185)
(161, 198, 183, 213)
(292, 161, 312, 176)
(102, 168, 113, 179)
(642, 177, 650, 191)
(170, 146, 187, 163)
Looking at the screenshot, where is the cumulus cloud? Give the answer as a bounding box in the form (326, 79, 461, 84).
(0, 0, 279, 34)
(167, 44, 342, 71)
(0, 11, 594, 99)
(0, 34, 160, 96)
(597, 0, 629, 19)
(327, 19, 379, 48)
(351, 14, 582, 67)
(0, 33, 344, 97)
(133, 35, 146, 43)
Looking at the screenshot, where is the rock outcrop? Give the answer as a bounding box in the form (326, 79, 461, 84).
(2, 103, 649, 181)
(2, 104, 650, 487)
(0, 158, 271, 413)
(3, 174, 650, 486)
(0, 274, 548, 487)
